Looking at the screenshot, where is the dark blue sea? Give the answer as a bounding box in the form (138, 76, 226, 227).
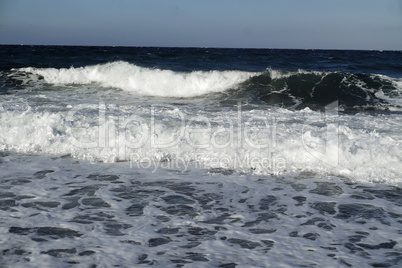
(0, 45, 401, 267)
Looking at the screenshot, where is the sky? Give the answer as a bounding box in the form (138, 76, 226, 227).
(0, 0, 401, 50)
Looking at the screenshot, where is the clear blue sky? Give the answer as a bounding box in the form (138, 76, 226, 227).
(1, 0, 401, 50)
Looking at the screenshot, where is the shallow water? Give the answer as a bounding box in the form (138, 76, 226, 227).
(0, 153, 401, 267)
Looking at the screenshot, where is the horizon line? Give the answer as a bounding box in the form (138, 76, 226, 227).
(0, 43, 400, 52)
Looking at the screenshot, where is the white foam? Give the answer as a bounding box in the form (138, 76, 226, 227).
(15, 62, 256, 97)
(1, 103, 401, 185)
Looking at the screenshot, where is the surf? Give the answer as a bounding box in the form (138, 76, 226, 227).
(232, 69, 402, 111)
(1, 102, 401, 185)
(14, 61, 257, 97)
(12, 62, 402, 110)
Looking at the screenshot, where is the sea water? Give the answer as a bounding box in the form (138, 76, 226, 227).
(0, 46, 401, 267)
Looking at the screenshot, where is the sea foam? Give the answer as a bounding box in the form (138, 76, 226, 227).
(1, 104, 401, 185)
(16, 61, 256, 97)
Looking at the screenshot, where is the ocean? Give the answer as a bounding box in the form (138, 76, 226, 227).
(0, 45, 401, 267)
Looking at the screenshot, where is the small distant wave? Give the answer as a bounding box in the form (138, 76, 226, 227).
(13, 61, 256, 97)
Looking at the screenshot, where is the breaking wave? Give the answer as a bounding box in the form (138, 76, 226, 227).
(13, 61, 256, 97)
(233, 69, 402, 110)
(0, 103, 401, 185)
(11, 62, 402, 110)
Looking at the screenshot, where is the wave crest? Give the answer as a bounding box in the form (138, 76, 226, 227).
(15, 61, 256, 97)
(11, 63, 402, 109)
